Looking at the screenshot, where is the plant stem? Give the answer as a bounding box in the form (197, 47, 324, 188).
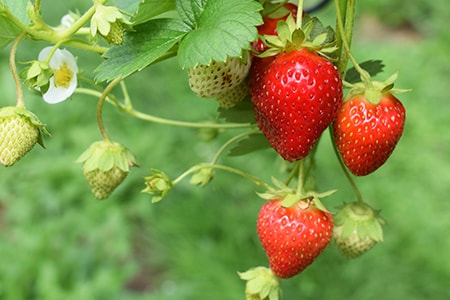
(328, 128, 363, 203)
(172, 163, 272, 190)
(296, 0, 304, 28)
(333, 0, 372, 87)
(127, 108, 254, 129)
(210, 130, 261, 164)
(9, 32, 26, 108)
(97, 78, 122, 142)
(296, 159, 305, 195)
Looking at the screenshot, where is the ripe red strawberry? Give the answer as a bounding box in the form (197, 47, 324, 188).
(257, 198, 333, 278)
(332, 92, 406, 176)
(250, 49, 342, 161)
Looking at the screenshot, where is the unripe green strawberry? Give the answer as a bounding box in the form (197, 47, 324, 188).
(101, 20, 124, 45)
(0, 106, 48, 167)
(333, 201, 385, 259)
(188, 55, 251, 98)
(77, 140, 137, 200)
(84, 167, 127, 199)
(215, 79, 249, 108)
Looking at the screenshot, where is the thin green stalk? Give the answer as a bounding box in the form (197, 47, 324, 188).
(76, 87, 254, 130)
(97, 78, 122, 142)
(329, 128, 363, 203)
(172, 163, 272, 190)
(296, 0, 304, 29)
(296, 159, 306, 195)
(127, 108, 254, 129)
(9, 32, 26, 108)
(333, 0, 372, 87)
(210, 130, 260, 164)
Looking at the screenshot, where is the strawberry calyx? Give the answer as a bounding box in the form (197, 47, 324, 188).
(76, 139, 137, 173)
(257, 177, 335, 213)
(258, 14, 337, 60)
(238, 266, 281, 300)
(344, 72, 411, 105)
(334, 201, 386, 243)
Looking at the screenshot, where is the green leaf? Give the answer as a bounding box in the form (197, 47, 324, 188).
(2, 0, 28, 24)
(345, 60, 385, 83)
(217, 98, 255, 123)
(228, 133, 270, 156)
(0, 15, 22, 49)
(177, 0, 262, 69)
(132, 0, 176, 25)
(95, 18, 190, 82)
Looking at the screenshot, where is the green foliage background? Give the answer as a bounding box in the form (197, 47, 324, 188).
(1, 0, 449, 299)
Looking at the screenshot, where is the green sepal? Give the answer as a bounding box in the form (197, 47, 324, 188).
(238, 266, 280, 300)
(76, 140, 137, 173)
(0, 106, 50, 148)
(334, 201, 386, 242)
(142, 168, 172, 203)
(189, 167, 214, 187)
(259, 15, 337, 59)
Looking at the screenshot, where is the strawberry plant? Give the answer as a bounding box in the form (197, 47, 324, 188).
(0, 0, 410, 298)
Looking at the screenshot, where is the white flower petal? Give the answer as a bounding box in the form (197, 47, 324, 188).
(43, 76, 78, 104)
(38, 47, 78, 104)
(38, 47, 53, 62)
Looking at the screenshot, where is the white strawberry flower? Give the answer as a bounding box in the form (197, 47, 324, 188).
(38, 47, 78, 104)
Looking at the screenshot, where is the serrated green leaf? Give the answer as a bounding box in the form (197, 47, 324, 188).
(132, 0, 176, 25)
(217, 98, 255, 123)
(345, 60, 385, 83)
(176, 0, 205, 28)
(228, 133, 270, 156)
(95, 18, 190, 82)
(177, 0, 262, 69)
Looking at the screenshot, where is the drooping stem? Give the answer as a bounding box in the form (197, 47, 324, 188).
(329, 128, 363, 203)
(97, 78, 122, 142)
(9, 32, 26, 108)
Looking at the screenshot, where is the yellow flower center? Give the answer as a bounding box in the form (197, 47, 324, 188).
(53, 63, 73, 88)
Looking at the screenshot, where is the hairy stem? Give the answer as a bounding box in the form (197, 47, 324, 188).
(97, 78, 122, 142)
(9, 33, 26, 108)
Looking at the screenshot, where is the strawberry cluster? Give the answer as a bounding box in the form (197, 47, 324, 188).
(233, 3, 406, 299)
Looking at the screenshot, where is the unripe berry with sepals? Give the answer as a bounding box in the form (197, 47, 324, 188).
(0, 106, 49, 167)
(188, 54, 251, 98)
(333, 201, 385, 259)
(77, 140, 137, 200)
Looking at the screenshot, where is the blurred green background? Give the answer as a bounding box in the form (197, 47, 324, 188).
(1, 0, 449, 299)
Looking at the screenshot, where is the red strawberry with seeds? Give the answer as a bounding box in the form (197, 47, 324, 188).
(257, 198, 333, 278)
(250, 48, 342, 161)
(332, 91, 406, 176)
